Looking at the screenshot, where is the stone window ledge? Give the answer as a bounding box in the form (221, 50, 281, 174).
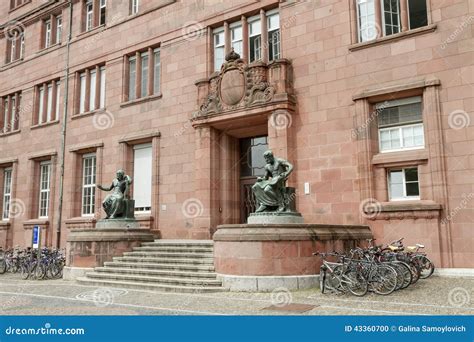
(35, 43, 62, 58)
(71, 109, 105, 120)
(349, 24, 437, 52)
(0, 129, 21, 138)
(23, 219, 49, 229)
(31, 120, 60, 130)
(0, 221, 11, 230)
(118, 130, 161, 144)
(372, 149, 429, 167)
(120, 93, 162, 108)
(368, 200, 441, 221)
(69, 141, 104, 153)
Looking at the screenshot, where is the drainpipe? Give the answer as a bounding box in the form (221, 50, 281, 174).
(55, 0, 73, 248)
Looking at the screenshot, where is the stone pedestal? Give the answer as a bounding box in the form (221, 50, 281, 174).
(248, 212, 303, 224)
(95, 218, 140, 229)
(65, 227, 154, 279)
(213, 223, 372, 291)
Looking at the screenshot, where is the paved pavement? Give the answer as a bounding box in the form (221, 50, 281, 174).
(0, 274, 472, 315)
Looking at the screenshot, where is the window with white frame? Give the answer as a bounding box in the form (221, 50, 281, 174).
(131, 0, 139, 15)
(36, 80, 60, 124)
(2, 168, 12, 220)
(377, 96, 424, 153)
(356, 0, 377, 42)
(56, 16, 63, 43)
(1, 92, 21, 133)
(99, 0, 106, 26)
(85, 0, 93, 31)
(81, 154, 96, 216)
(388, 167, 419, 200)
(77, 66, 106, 114)
(248, 16, 261, 62)
(381, 0, 400, 36)
(213, 28, 225, 72)
(230, 23, 243, 57)
(267, 10, 280, 61)
(44, 19, 52, 48)
(38, 161, 51, 218)
(133, 144, 152, 213)
(126, 48, 160, 101)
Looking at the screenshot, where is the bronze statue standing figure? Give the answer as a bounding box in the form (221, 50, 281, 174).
(97, 169, 132, 219)
(252, 150, 294, 213)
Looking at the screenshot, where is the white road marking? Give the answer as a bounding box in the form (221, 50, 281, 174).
(0, 291, 226, 315)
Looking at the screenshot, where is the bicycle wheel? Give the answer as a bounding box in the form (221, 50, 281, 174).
(325, 265, 344, 292)
(369, 265, 397, 295)
(33, 263, 46, 280)
(20, 264, 30, 280)
(408, 262, 420, 284)
(395, 262, 413, 289)
(0, 259, 6, 274)
(343, 268, 368, 297)
(319, 266, 326, 294)
(413, 255, 434, 279)
(389, 263, 404, 291)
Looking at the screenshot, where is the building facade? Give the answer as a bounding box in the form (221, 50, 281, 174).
(0, 0, 472, 269)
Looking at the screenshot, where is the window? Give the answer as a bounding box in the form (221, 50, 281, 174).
(35, 80, 60, 124)
(56, 16, 63, 43)
(76, 65, 106, 114)
(388, 168, 419, 200)
(82, 154, 96, 216)
(126, 48, 160, 101)
(213, 28, 225, 72)
(10, 0, 28, 10)
(230, 23, 243, 57)
(248, 17, 261, 62)
(357, 0, 377, 42)
(408, 0, 427, 29)
(38, 161, 51, 218)
(1, 92, 21, 133)
(2, 168, 12, 220)
(382, 0, 401, 36)
(99, 0, 106, 26)
(377, 96, 424, 152)
(86, 0, 93, 31)
(267, 11, 280, 61)
(131, 0, 139, 15)
(44, 19, 52, 48)
(133, 144, 152, 212)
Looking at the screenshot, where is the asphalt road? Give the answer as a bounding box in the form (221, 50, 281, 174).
(0, 274, 472, 315)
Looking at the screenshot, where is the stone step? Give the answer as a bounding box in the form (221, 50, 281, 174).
(95, 267, 218, 279)
(103, 261, 215, 272)
(132, 246, 214, 253)
(114, 256, 214, 265)
(142, 240, 214, 248)
(76, 277, 226, 293)
(85, 272, 223, 286)
(122, 251, 214, 258)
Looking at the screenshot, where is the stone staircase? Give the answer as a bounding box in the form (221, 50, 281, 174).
(76, 240, 226, 293)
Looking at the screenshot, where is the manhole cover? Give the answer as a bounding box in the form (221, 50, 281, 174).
(262, 303, 318, 313)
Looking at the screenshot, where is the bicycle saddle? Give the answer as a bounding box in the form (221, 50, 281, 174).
(388, 245, 403, 251)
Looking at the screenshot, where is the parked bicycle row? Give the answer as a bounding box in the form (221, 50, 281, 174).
(0, 246, 65, 280)
(314, 238, 435, 297)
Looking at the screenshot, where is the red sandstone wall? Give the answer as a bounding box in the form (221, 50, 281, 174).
(0, 0, 472, 268)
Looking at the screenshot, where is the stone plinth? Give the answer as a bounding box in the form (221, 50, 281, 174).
(95, 218, 140, 229)
(213, 223, 372, 291)
(65, 227, 154, 276)
(248, 212, 303, 224)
